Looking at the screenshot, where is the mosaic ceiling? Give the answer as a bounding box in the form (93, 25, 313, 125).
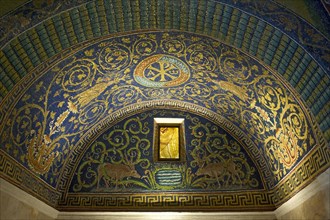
(0, 0, 329, 211)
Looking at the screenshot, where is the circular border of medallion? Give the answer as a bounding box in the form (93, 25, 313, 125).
(134, 54, 190, 87)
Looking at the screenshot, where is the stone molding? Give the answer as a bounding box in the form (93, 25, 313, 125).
(274, 167, 330, 218)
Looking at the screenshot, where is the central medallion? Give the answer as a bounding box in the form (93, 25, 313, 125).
(134, 54, 190, 87)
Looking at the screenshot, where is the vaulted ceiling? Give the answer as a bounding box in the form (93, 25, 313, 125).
(0, 0, 329, 212)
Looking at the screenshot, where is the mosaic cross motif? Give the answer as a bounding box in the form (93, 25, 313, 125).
(134, 55, 190, 87)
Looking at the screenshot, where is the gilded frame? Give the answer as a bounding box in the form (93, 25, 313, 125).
(153, 118, 185, 162)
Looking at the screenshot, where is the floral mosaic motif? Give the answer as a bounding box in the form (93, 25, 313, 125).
(188, 118, 260, 190)
(0, 31, 317, 187)
(71, 110, 262, 192)
(73, 117, 150, 192)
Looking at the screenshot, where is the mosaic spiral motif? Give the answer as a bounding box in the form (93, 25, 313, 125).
(1, 0, 329, 145)
(0, 31, 318, 188)
(71, 110, 262, 192)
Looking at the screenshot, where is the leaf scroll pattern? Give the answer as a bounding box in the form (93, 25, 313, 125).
(0, 31, 317, 187)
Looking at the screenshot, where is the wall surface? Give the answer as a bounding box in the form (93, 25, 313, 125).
(56, 212, 276, 220)
(0, 179, 58, 220)
(0, 190, 54, 220)
(278, 188, 330, 220)
(275, 168, 330, 220)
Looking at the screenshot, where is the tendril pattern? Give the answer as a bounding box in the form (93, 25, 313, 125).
(0, 31, 317, 187)
(71, 110, 262, 192)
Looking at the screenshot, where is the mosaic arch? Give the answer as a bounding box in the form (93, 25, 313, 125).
(70, 109, 264, 192)
(0, 0, 329, 211)
(1, 30, 329, 211)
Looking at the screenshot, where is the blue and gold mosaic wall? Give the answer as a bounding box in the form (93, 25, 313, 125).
(0, 30, 328, 210)
(0, 0, 329, 211)
(0, 0, 329, 141)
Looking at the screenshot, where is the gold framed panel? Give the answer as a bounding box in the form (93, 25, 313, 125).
(153, 118, 185, 162)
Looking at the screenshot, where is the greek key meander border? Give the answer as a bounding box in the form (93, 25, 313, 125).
(58, 191, 275, 211)
(58, 142, 330, 210)
(0, 149, 60, 207)
(272, 142, 330, 206)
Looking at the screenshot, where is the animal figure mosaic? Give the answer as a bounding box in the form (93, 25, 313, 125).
(97, 156, 141, 190)
(194, 152, 243, 189)
(196, 162, 225, 188)
(70, 110, 261, 192)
